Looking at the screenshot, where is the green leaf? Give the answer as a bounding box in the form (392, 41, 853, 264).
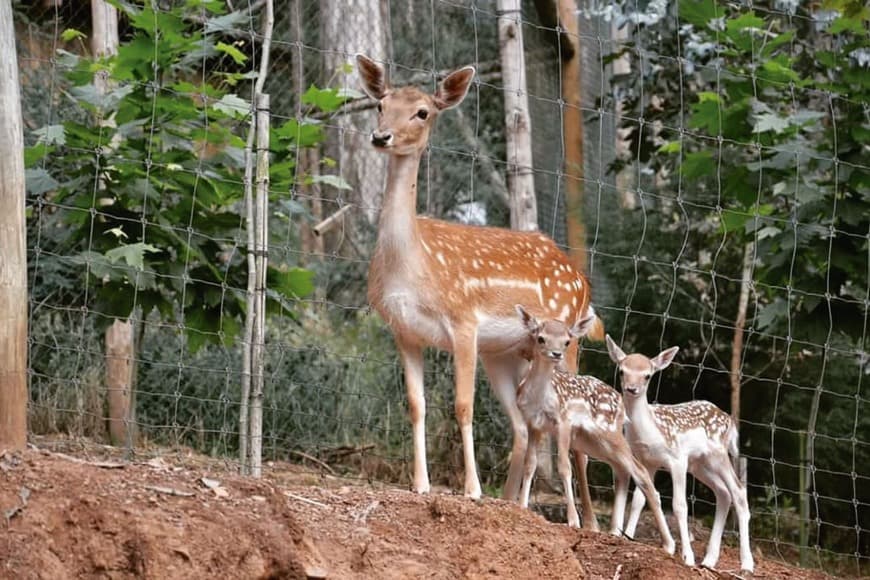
(753, 113, 790, 134)
(24, 145, 54, 167)
(212, 93, 250, 119)
(105, 242, 161, 270)
(658, 141, 681, 154)
(25, 169, 60, 196)
(215, 41, 247, 65)
(679, 0, 719, 27)
(61, 28, 87, 42)
(308, 174, 352, 190)
(273, 118, 323, 148)
(301, 85, 349, 113)
(269, 267, 314, 299)
(33, 124, 66, 146)
(680, 151, 715, 180)
(721, 209, 750, 232)
(756, 299, 787, 330)
(689, 92, 722, 135)
(829, 16, 865, 34)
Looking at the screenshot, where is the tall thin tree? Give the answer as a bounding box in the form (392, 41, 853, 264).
(0, 0, 29, 450)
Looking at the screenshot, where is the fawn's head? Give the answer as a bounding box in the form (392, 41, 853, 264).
(356, 54, 475, 155)
(516, 305, 598, 364)
(605, 334, 679, 397)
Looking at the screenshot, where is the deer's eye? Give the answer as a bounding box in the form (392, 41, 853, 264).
(564, 340, 570, 347)
(377, 102, 383, 113)
(537, 336, 545, 345)
(416, 108, 429, 120)
(644, 373, 651, 380)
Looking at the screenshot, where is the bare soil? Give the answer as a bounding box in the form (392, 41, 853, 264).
(0, 440, 834, 579)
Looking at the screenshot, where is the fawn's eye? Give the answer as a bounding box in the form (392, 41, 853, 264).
(564, 340, 570, 347)
(377, 102, 383, 113)
(537, 336, 545, 345)
(416, 108, 429, 120)
(644, 373, 651, 380)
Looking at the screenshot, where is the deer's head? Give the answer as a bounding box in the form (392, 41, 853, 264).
(356, 54, 475, 155)
(516, 305, 598, 364)
(605, 334, 679, 397)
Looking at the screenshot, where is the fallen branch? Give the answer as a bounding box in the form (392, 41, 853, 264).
(144, 485, 195, 497)
(4, 487, 30, 524)
(312, 204, 352, 237)
(284, 491, 328, 509)
(321, 443, 375, 460)
(45, 450, 126, 469)
(288, 450, 336, 474)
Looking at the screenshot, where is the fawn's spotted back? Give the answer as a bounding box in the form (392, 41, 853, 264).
(650, 400, 734, 448)
(548, 370, 623, 433)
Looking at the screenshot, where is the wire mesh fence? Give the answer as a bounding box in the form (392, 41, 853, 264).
(12, 0, 869, 575)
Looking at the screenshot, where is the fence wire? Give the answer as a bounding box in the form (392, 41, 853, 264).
(14, 0, 870, 575)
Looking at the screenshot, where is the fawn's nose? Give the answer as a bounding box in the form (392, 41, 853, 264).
(549, 351, 563, 361)
(371, 130, 393, 147)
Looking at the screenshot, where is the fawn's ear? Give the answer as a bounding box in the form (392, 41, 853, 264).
(356, 54, 389, 100)
(650, 346, 679, 372)
(569, 306, 597, 339)
(605, 334, 627, 364)
(434, 66, 475, 110)
(515, 305, 540, 335)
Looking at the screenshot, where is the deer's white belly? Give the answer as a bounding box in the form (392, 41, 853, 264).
(475, 313, 530, 354)
(379, 283, 452, 350)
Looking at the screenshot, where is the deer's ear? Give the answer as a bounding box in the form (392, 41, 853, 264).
(651, 346, 679, 372)
(434, 66, 475, 110)
(605, 335, 627, 364)
(515, 305, 540, 334)
(356, 54, 389, 100)
(569, 306, 597, 339)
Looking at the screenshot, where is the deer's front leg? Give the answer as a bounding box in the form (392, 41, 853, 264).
(453, 326, 482, 499)
(557, 422, 580, 528)
(670, 462, 696, 566)
(398, 340, 429, 494)
(481, 353, 529, 502)
(520, 427, 542, 508)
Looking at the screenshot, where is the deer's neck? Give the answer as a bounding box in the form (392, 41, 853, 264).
(521, 358, 559, 396)
(376, 152, 424, 255)
(623, 393, 659, 435)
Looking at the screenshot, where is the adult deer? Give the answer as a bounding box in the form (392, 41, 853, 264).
(356, 54, 603, 500)
(606, 336, 754, 572)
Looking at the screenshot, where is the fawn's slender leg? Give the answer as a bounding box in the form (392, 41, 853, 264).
(670, 461, 696, 566)
(398, 340, 429, 494)
(724, 463, 754, 572)
(572, 447, 600, 531)
(625, 465, 651, 538)
(481, 353, 529, 501)
(611, 464, 630, 536)
(453, 326, 482, 499)
(520, 428, 543, 508)
(694, 465, 731, 570)
(557, 422, 580, 528)
(627, 457, 676, 554)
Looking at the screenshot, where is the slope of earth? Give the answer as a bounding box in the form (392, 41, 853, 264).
(0, 444, 834, 580)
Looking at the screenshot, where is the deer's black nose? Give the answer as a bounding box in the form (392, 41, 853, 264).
(371, 131, 393, 147)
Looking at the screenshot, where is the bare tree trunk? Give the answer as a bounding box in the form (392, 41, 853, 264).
(497, 0, 538, 231)
(321, 0, 388, 227)
(0, 0, 28, 451)
(730, 242, 753, 428)
(91, 0, 132, 448)
(105, 320, 134, 445)
(611, 21, 636, 211)
(556, 0, 587, 272)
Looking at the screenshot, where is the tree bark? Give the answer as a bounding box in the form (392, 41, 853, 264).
(105, 320, 134, 445)
(320, 0, 389, 227)
(497, 0, 538, 231)
(0, 0, 28, 451)
(556, 0, 586, 272)
(730, 242, 753, 428)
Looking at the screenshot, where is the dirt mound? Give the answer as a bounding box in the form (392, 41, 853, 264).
(0, 445, 831, 579)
